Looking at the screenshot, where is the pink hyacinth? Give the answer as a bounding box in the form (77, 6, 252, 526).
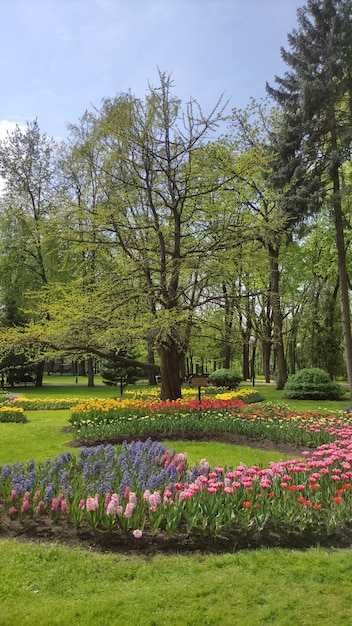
(199, 458, 210, 473)
(104, 493, 112, 507)
(124, 486, 130, 499)
(129, 492, 137, 506)
(174, 453, 187, 464)
(163, 488, 173, 501)
(133, 529, 143, 539)
(124, 502, 136, 518)
(106, 493, 122, 516)
(106, 501, 123, 516)
(86, 494, 99, 512)
(149, 491, 162, 507)
(21, 498, 30, 514)
(35, 501, 45, 516)
(61, 499, 69, 515)
(51, 498, 60, 511)
(143, 489, 151, 502)
(10, 490, 17, 503)
(9, 506, 17, 516)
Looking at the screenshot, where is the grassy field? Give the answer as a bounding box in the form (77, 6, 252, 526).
(1, 379, 352, 625)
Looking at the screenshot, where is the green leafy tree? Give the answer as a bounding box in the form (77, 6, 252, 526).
(0, 120, 60, 386)
(90, 72, 235, 400)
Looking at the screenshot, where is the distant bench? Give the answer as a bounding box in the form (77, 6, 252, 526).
(7, 374, 35, 387)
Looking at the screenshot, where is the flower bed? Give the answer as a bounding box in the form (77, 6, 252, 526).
(0, 406, 27, 423)
(0, 394, 82, 410)
(2, 432, 352, 544)
(0, 387, 261, 412)
(69, 398, 352, 448)
(3, 395, 352, 550)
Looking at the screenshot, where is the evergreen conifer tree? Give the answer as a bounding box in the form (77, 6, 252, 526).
(267, 0, 352, 390)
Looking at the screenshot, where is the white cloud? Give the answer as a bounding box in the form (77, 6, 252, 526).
(0, 119, 21, 141)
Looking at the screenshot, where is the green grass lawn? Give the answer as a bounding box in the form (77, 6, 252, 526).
(1, 541, 352, 626)
(0, 409, 74, 464)
(1, 381, 352, 625)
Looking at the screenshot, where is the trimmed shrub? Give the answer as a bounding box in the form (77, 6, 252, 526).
(283, 368, 345, 400)
(208, 369, 242, 390)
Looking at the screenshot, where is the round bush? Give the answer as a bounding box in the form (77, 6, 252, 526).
(208, 369, 242, 390)
(283, 368, 345, 400)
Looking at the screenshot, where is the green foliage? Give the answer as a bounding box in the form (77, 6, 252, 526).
(100, 351, 145, 388)
(0, 351, 37, 387)
(283, 368, 345, 400)
(208, 369, 242, 390)
(240, 391, 264, 404)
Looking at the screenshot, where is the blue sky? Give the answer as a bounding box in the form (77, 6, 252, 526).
(0, 0, 302, 140)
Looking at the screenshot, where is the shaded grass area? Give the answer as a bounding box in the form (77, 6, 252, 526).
(1, 540, 352, 626)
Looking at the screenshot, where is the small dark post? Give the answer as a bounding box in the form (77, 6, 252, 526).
(249, 336, 256, 387)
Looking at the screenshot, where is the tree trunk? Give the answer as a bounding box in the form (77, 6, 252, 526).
(223, 343, 232, 370)
(263, 340, 271, 383)
(78, 360, 86, 376)
(332, 166, 352, 395)
(87, 357, 94, 387)
(147, 340, 157, 385)
(242, 341, 249, 381)
(263, 298, 272, 383)
(157, 338, 182, 400)
(35, 360, 45, 387)
(269, 243, 287, 390)
(250, 342, 256, 385)
(179, 353, 186, 382)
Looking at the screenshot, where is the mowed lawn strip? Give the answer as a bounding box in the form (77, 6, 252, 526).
(1, 540, 352, 626)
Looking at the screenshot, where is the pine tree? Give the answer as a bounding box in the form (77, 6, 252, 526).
(267, 0, 352, 391)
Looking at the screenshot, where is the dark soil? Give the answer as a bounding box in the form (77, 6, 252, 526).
(2, 432, 351, 555)
(65, 430, 314, 458)
(3, 514, 352, 556)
